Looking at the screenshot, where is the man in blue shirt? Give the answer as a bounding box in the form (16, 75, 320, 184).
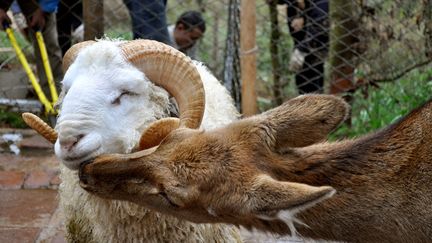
(0, 0, 63, 99)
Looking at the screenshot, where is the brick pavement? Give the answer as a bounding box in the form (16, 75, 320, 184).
(0, 129, 66, 243)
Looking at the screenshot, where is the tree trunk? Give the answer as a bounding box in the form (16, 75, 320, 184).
(211, 9, 220, 74)
(268, 1, 283, 106)
(223, 0, 241, 111)
(424, 0, 432, 58)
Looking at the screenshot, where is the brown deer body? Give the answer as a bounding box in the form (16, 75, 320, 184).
(78, 95, 432, 242)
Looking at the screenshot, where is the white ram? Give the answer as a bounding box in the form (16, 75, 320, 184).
(24, 39, 242, 242)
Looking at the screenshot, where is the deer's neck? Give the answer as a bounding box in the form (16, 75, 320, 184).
(269, 137, 379, 187)
(266, 130, 426, 242)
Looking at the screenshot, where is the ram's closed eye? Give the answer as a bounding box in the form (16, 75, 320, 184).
(111, 90, 137, 105)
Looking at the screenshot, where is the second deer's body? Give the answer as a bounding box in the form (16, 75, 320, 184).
(79, 95, 432, 243)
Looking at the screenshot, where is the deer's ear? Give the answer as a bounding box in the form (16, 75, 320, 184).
(250, 175, 335, 219)
(262, 94, 349, 148)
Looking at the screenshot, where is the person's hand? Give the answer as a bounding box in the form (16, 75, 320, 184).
(0, 8, 12, 30)
(29, 8, 46, 30)
(291, 17, 304, 32)
(297, 0, 305, 9)
(289, 48, 306, 72)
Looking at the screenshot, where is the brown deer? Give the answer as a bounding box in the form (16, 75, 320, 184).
(32, 94, 432, 242)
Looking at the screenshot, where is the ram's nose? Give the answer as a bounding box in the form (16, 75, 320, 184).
(59, 134, 85, 151)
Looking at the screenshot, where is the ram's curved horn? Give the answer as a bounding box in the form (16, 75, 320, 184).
(24, 40, 205, 149)
(120, 40, 205, 149)
(22, 113, 57, 144)
(62, 40, 96, 72)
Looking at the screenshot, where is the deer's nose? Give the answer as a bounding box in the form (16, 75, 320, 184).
(59, 134, 85, 151)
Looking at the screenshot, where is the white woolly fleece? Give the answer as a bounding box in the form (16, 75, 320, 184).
(56, 40, 241, 242)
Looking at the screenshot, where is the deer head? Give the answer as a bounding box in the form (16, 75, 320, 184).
(78, 94, 349, 234)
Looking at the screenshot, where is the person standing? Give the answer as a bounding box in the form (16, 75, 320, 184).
(0, 0, 63, 98)
(123, 0, 171, 44)
(276, 0, 329, 94)
(56, 0, 83, 56)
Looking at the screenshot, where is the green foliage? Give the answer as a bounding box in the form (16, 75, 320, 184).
(104, 28, 133, 40)
(331, 65, 432, 139)
(0, 110, 27, 128)
(0, 30, 33, 64)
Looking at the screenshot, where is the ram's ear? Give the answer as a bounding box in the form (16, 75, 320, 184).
(250, 175, 335, 219)
(261, 94, 349, 148)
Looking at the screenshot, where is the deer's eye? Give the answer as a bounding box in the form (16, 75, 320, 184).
(159, 191, 179, 208)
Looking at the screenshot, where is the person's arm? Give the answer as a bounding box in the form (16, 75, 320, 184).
(287, 2, 298, 20)
(0, 0, 14, 11)
(286, 0, 307, 52)
(287, 0, 305, 34)
(0, 0, 14, 29)
(299, 0, 329, 52)
(13, 0, 47, 30)
(16, 0, 38, 16)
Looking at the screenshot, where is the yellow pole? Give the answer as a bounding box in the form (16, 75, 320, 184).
(35, 31, 58, 104)
(5, 27, 54, 114)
